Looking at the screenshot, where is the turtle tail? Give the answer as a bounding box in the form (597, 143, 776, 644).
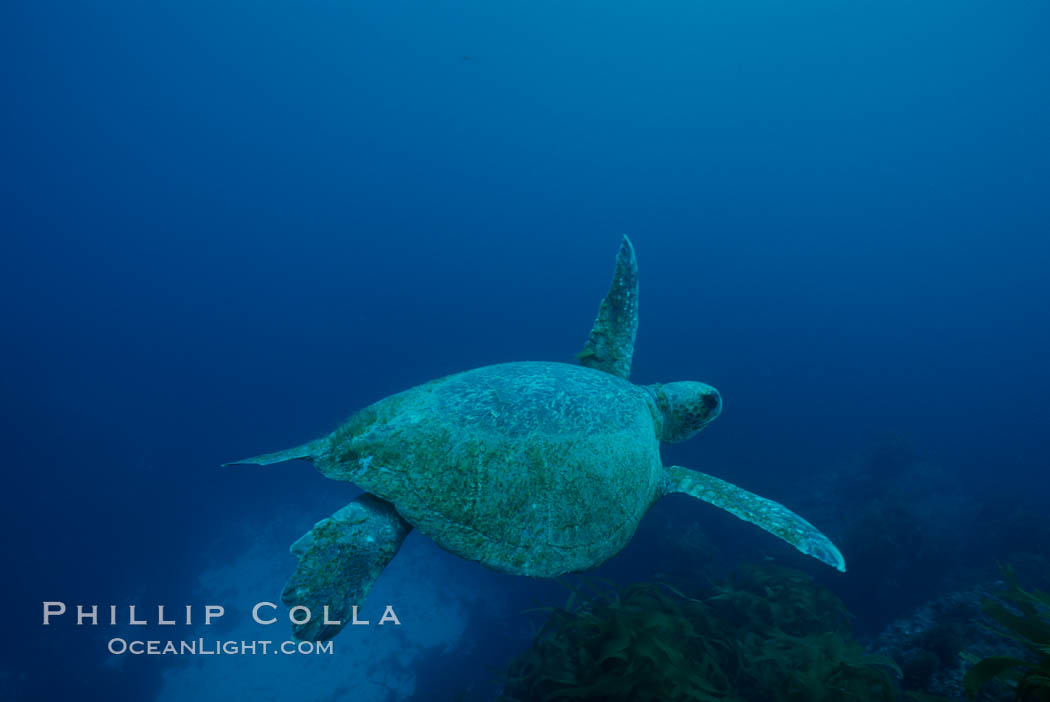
(223, 438, 327, 467)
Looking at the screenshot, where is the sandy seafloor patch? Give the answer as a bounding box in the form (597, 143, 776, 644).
(135, 509, 518, 702)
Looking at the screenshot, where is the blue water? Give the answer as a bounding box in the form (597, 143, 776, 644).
(3, 2, 1048, 700)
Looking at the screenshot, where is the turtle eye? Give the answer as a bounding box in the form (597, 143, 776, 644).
(702, 392, 721, 411)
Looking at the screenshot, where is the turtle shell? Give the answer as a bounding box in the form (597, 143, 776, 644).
(315, 361, 664, 576)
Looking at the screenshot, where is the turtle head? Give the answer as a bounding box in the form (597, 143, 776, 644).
(646, 381, 723, 442)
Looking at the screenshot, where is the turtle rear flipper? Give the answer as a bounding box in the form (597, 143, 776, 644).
(664, 465, 846, 573)
(222, 438, 327, 466)
(282, 494, 412, 641)
(579, 235, 639, 379)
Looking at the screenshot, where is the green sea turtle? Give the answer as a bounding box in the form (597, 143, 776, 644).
(228, 236, 845, 641)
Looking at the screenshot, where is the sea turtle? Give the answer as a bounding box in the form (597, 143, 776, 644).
(228, 236, 845, 641)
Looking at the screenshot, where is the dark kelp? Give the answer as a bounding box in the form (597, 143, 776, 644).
(501, 564, 908, 702)
(963, 565, 1050, 701)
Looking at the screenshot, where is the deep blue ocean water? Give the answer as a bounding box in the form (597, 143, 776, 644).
(2, 2, 1048, 700)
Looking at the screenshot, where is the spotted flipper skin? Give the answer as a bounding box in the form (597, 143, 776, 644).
(579, 235, 639, 379)
(664, 465, 846, 572)
(282, 494, 412, 641)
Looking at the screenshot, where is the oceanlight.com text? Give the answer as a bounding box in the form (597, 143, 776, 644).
(107, 638, 334, 656)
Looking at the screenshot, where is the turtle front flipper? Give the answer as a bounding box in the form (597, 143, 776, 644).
(664, 465, 846, 573)
(282, 494, 412, 641)
(578, 235, 639, 379)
